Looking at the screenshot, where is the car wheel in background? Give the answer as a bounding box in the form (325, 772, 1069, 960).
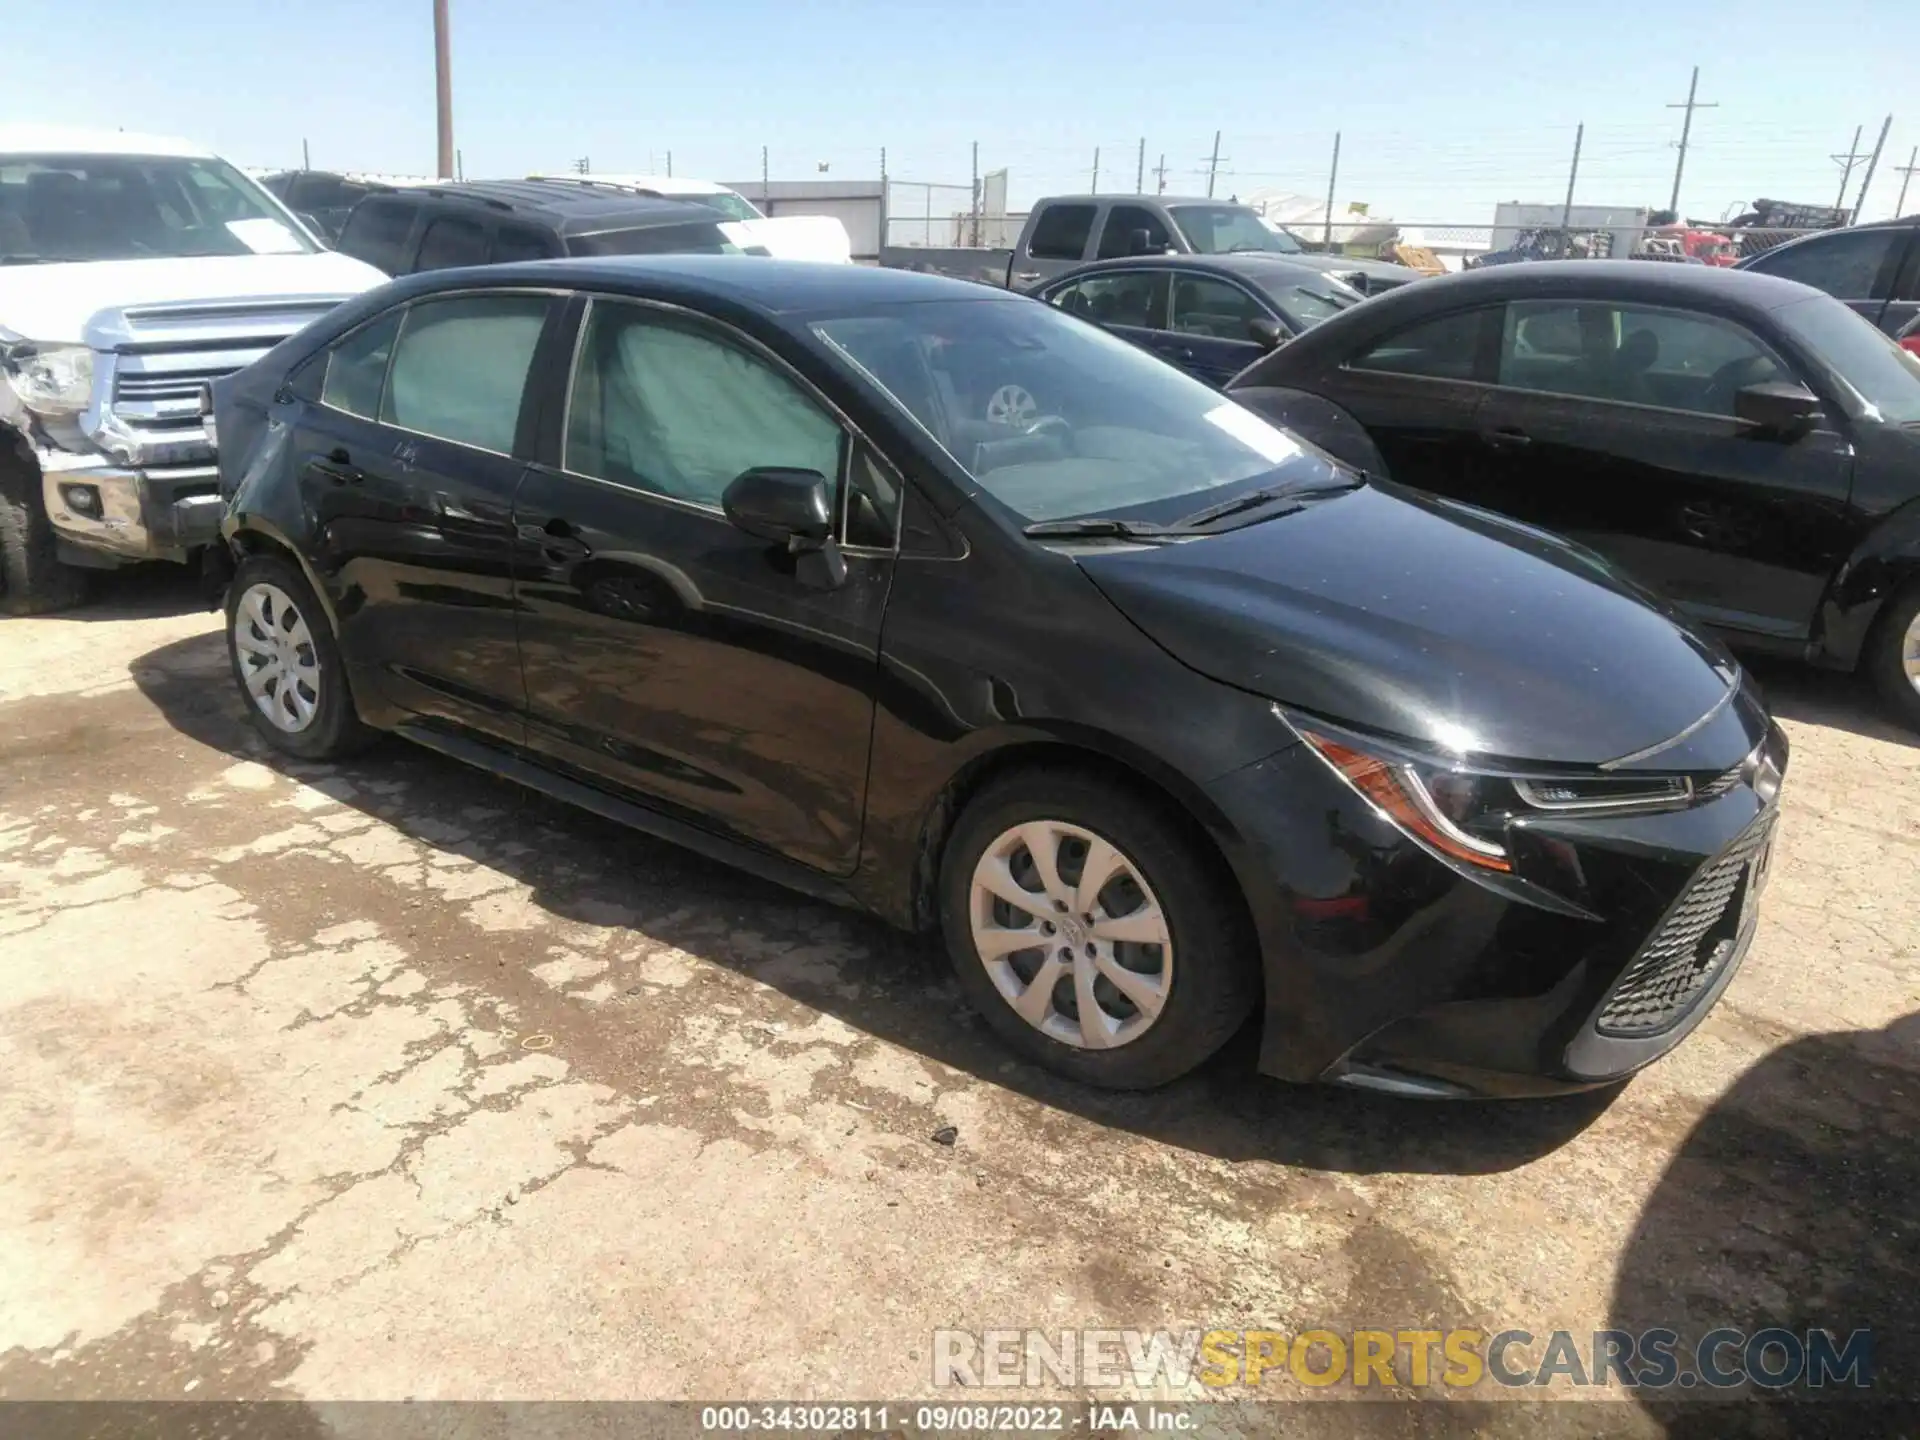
(1867, 582, 1920, 733)
(225, 551, 375, 760)
(984, 383, 1040, 427)
(939, 768, 1256, 1089)
(0, 445, 88, 616)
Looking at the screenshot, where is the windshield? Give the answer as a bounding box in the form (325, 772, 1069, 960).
(568, 222, 760, 257)
(1249, 274, 1363, 330)
(681, 191, 763, 222)
(809, 297, 1335, 525)
(1776, 295, 1920, 425)
(1171, 205, 1298, 255)
(0, 153, 316, 264)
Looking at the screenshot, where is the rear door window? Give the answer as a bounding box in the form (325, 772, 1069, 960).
(320, 309, 405, 419)
(415, 214, 490, 271)
(381, 294, 553, 454)
(493, 223, 560, 263)
(337, 197, 418, 274)
(1349, 308, 1497, 381)
(1047, 272, 1167, 328)
(1027, 204, 1097, 261)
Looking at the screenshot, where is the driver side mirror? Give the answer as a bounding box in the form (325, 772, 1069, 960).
(1126, 228, 1169, 257)
(294, 212, 330, 247)
(1247, 316, 1287, 350)
(722, 466, 847, 589)
(1734, 381, 1820, 439)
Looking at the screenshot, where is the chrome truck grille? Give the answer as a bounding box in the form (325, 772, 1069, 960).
(1594, 816, 1774, 1037)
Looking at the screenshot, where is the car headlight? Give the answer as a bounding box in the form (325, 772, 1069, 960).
(1288, 716, 1693, 874)
(2, 341, 94, 415)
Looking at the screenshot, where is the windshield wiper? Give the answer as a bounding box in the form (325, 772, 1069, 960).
(1173, 475, 1364, 529)
(1023, 517, 1188, 542)
(0, 256, 52, 266)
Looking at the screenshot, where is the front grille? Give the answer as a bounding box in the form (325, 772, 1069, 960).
(1595, 818, 1773, 1037)
(113, 364, 238, 406)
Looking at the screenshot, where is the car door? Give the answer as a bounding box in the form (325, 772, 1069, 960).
(1883, 233, 1920, 338)
(1314, 305, 1502, 492)
(1043, 270, 1170, 358)
(1743, 225, 1911, 332)
(510, 296, 894, 875)
(1471, 298, 1855, 642)
(1161, 271, 1272, 386)
(1014, 202, 1098, 289)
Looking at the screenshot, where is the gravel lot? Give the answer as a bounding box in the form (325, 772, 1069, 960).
(2, 568, 1915, 1433)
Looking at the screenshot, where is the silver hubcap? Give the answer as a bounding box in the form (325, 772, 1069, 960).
(985, 384, 1038, 427)
(969, 820, 1173, 1050)
(1904, 610, 1920, 697)
(232, 582, 322, 733)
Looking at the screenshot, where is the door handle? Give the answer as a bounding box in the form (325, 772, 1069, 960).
(314, 446, 364, 485)
(517, 517, 590, 557)
(1481, 426, 1533, 449)
(1014, 271, 1041, 283)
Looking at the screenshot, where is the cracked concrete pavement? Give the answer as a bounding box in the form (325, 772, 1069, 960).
(1, 569, 1915, 1428)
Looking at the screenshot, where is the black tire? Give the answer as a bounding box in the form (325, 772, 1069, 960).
(938, 768, 1257, 1090)
(0, 443, 87, 616)
(224, 551, 376, 760)
(1866, 582, 1920, 734)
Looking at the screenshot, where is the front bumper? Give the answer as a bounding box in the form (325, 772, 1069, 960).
(1205, 701, 1786, 1099)
(39, 451, 223, 565)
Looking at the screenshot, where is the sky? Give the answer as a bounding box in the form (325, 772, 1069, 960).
(9, 0, 1918, 228)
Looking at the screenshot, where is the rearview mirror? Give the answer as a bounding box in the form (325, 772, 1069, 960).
(1247, 316, 1287, 350)
(1734, 381, 1820, 438)
(722, 467, 846, 588)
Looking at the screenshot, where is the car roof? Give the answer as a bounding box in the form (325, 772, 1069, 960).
(1037, 194, 1236, 208)
(405, 254, 1018, 314)
(0, 125, 213, 159)
(1351, 258, 1828, 314)
(364, 179, 724, 234)
(530, 173, 733, 198)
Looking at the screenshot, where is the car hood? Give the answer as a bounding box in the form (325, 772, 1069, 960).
(0, 251, 387, 345)
(719, 216, 854, 264)
(1075, 482, 1738, 768)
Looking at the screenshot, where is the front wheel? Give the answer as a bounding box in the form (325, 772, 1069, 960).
(0, 448, 87, 616)
(1867, 583, 1920, 733)
(939, 770, 1256, 1089)
(225, 552, 375, 759)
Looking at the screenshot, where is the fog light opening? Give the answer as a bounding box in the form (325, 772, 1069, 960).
(59, 483, 103, 517)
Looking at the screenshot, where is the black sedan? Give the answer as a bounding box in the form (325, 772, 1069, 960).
(1227, 260, 1920, 730)
(1035, 254, 1365, 387)
(210, 258, 1784, 1098)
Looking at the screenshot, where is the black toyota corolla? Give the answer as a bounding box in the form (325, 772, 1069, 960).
(208, 259, 1786, 1098)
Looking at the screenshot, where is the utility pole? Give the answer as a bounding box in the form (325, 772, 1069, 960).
(433, 0, 454, 180)
(1090, 146, 1100, 194)
(970, 141, 980, 247)
(1204, 130, 1223, 198)
(1894, 145, 1920, 218)
(455, 148, 464, 180)
(1832, 125, 1866, 213)
(1561, 123, 1584, 234)
(879, 146, 887, 186)
(1665, 66, 1716, 216)
(1153, 154, 1169, 195)
(1322, 131, 1341, 250)
(666, 150, 672, 178)
(761, 145, 770, 205)
(572, 156, 589, 174)
(301, 137, 311, 170)
(1851, 114, 1892, 222)
(1135, 137, 1145, 193)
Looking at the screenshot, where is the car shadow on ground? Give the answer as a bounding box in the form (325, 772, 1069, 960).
(1744, 656, 1918, 751)
(126, 628, 1629, 1180)
(1609, 1012, 1920, 1435)
(45, 563, 210, 623)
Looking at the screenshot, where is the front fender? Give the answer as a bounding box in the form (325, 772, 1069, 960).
(1815, 496, 1920, 668)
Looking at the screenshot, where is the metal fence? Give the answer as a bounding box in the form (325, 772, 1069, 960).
(882, 181, 976, 247)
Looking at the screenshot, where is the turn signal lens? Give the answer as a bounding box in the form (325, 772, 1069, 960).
(1300, 730, 1512, 872)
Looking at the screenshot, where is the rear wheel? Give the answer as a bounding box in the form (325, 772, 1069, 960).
(939, 769, 1256, 1089)
(225, 552, 375, 759)
(0, 446, 87, 616)
(1867, 583, 1920, 734)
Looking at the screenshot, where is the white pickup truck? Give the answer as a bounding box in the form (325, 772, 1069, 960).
(0, 126, 386, 613)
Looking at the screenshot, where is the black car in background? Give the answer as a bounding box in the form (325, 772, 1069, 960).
(1035, 255, 1365, 387)
(209, 258, 1784, 1099)
(1735, 216, 1920, 335)
(1227, 261, 1920, 729)
(256, 169, 394, 244)
(332, 179, 769, 277)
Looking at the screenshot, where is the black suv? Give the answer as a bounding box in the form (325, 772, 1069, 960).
(333, 179, 769, 277)
(1736, 216, 1920, 335)
(256, 169, 392, 244)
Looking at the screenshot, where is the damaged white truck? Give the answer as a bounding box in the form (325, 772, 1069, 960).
(0, 127, 384, 613)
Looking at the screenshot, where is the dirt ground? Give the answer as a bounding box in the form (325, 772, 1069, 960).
(2, 568, 1916, 1433)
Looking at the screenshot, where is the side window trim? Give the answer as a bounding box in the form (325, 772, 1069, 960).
(556, 293, 875, 537)
(314, 304, 406, 421)
(1340, 305, 1503, 386)
(1168, 272, 1271, 328)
